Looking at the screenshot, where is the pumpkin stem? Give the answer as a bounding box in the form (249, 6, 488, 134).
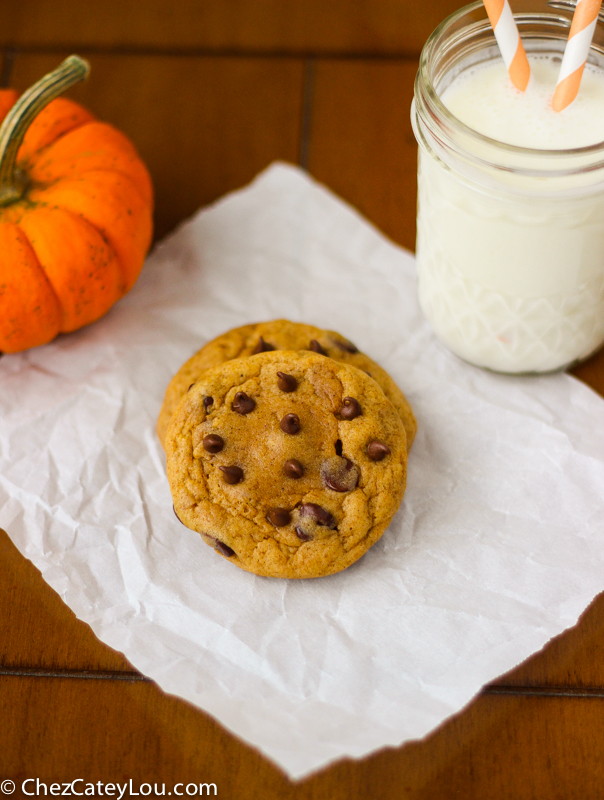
(0, 55, 90, 207)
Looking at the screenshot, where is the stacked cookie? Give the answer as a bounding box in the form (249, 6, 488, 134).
(160, 321, 415, 579)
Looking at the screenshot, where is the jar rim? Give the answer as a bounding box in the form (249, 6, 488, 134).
(418, 0, 604, 162)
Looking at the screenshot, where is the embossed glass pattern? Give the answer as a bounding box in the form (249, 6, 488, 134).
(412, 1, 604, 373)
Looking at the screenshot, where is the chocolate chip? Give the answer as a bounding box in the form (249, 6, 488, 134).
(294, 502, 336, 541)
(295, 526, 312, 542)
(367, 440, 391, 461)
(332, 336, 358, 354)
(277, 372, 297, 392)
(203, 396, 213, 409)
(215, 540, 236, 557)
(268, 508, 291, 527)
(321, 456, 360, 492)
(300, 503, 336, 528)
(219, 465, 244, 484)
(253, 336, 275, 354)
(340, 397, 362, 419)
(335, 439, 343, 456)
(309, 339, 327, 356)
(283, 459, 304, 479)
(280, 413, 300, 434)
(188, 383, 195, 392)
(203, 434, 224, 454)
(232, 392, 256, 415)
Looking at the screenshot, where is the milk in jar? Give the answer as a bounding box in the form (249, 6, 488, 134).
(412, 3, 604, 373)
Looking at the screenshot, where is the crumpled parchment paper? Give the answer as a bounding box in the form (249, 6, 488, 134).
(2, 162, 604, 779)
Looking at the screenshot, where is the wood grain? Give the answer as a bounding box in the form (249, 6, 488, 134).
(9, 52, 305, 239)
(308, 59, 418, 252)
(3, 673, 604, 799)
(495, 593, 604, 688)
(0, 0, 465, 56)
(0, 530, 133, 673)
(571, 347, 604, 397)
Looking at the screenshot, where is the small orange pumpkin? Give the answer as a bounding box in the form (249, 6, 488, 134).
(0, 56, 153, 353)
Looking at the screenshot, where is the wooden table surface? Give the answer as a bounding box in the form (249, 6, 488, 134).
(3, 1, 604, 797)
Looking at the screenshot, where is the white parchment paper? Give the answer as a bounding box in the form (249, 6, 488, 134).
(2, 162, 604, 779)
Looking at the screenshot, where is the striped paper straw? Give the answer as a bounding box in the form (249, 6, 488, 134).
(552, 0, 603, 111)
(483, 0, 531, 91)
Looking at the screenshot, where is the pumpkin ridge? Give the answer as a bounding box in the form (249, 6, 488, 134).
(13, 221, 63, 320)
(17, 206, 125, 332)
(25, 121, 153, 206)
(28, 164, 152, 209)
(24, 167, 153, 207)
(18, 97, 96, 159)
(26, 169, 152, 294)
(0, 194, 41, 225)
(60, 205, 129, 291)
(23, 118, 94, 162)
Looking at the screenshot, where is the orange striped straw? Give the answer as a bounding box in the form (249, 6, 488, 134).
(483, 0, 531, 91)
(552, 0, 603, 112)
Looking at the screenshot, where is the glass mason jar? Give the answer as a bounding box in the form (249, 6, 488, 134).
(412, 1, 604, 374)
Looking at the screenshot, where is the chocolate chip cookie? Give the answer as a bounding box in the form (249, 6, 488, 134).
(157, 319, 416, 451)
(166, 350, 407, 579)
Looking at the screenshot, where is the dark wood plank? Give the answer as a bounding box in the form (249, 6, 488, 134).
(308, 59, 419, 252)
(367, 690, 604, 800)
(0, 530, 134, 672)
(3, 672, 604, 799)
(0, 48, 13, 88)
(0, 674, 285, 795)
(10, 52, 305, 239)
(496, 593, 604, 688)
(571, 347, 604, 398)
(1, 0, 465, 57)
